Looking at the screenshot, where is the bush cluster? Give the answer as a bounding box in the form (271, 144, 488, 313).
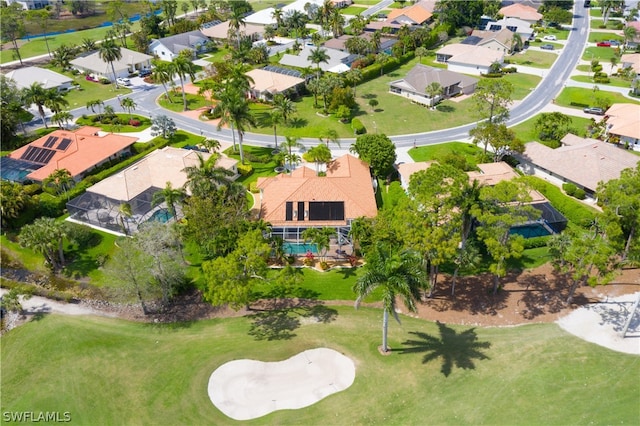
(351, 118, 366, 135)
(237, 163, 253, 176)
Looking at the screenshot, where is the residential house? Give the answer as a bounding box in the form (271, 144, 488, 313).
(148, 30, 209, 61)
(256, 154, 377, 249)
(279, 45, 356, 73)
(389, 64, 479, 106)
(435, 44, 504, 75)
(462, 28, 519, 54)
(331, 0, 353, 7)
(620, 53, 640, 76)
(604, 103, 640, 151)
(71, 48, 153, 81)
(201, 20, 265, 42)
(244, 0, 324, 26)
(517, 134, 640, 195)
(5, 66, 73, 91)
(498, 3, 542, 25)
(66, 147, 239, 235)
(6, 0, 49, 9)
(1, 127, 136, 183)
(246, 67, 305, 101)
(484, 17, 534, 41)
(386, 2, 433, 26)
(323, 33, 397, 54)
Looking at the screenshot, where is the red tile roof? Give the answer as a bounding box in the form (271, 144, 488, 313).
(9, 126, 137, 182)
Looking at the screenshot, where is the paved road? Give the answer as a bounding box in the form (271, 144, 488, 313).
(362, 0, 395, 17)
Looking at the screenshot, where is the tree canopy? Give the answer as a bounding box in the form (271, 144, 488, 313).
(350, 134, 397, 178)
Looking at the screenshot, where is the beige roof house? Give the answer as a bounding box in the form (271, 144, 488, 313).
(71, 48, 153, 81)
(201, 20, 265, 40)
(256, 154, 377, 228)
(246, 68, 305, 100)
(468, 28, 517, 53)
(519, 134, 640, 193)
(498, 3, 542, 24)
(605, 103, 640, 149)
(437, 43, 504, 75)
(389, 64, 478, 106)
(5, 66, 73, 91)
(620, 53, 640, 75)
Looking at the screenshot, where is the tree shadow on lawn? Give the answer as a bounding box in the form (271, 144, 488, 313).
(247, 287, 338, 341)
(288, 117, 309, 128)
(336, 267, 358, 280)
(435, 104, 455, 113)
(399, 322, 491, 377)
(361, 93, 378, 100)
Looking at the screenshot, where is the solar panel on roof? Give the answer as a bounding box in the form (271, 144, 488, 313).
(21, 146, 37, 162)
(263, 65, 302, 78)
(19, 146, 55, 164)
(41, 149, 56, 164)
(43, 135, 58, 148)
(57, 138, 72, 151)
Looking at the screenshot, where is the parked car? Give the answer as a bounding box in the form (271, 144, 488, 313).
(543, 35, 557, 41)
(116, 77, 131, 86)
(596, 41, 611, 47)
(608, 40, 620, 47)
(540, 44, 555, 50)
(139, 69, 152, 77)
(583, 107, 605, 115)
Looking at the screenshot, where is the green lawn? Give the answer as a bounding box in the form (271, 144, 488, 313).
(75, 114, 152, 132)
(2, 312, 638, 424)
(588, 32, 624, 43)
(583, 46, 621, 61)
(59, 72, 132, 109)
(534, 28, 570, 40)
(0, 25, 140, 64)
(590, 8, 602, 18)
(341, 6, 368, 15)
(501, 73, 542, 100)
(409, 141, 483, 164)
(590, 19, 625, 30)
(157, 92, 209, 112)
(506, 50, 558, 68)
(510, 114, 594, 143)
(555, 87, 640, 109)
(571, 74, 633, 88)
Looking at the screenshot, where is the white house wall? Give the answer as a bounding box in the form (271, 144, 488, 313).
(447, 62, 488, 76)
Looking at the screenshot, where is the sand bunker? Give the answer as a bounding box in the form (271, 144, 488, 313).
(208, 348, 356, 420)
(556, 292, 640, 355)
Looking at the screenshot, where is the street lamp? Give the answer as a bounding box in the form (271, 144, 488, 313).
(373, 120, 377, 134)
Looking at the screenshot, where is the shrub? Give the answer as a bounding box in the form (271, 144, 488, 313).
(562, 182, 577, 196)
(99, 78, 111, 85)
(351, 118, 366, 134)
(303, 257, 314, 266)
(237, 163, 253, 176)
(129, 119, 141, 127)
(23, 183, 42, 196)
(319, 260, 329, 270)
(66, 223, 101, 249)
(249, 181, 260, 193)
(574, 188, 586, 200)
(503, 67, 517, 73)
(523, 176, 597, 227)
(523, 235, 551, 249)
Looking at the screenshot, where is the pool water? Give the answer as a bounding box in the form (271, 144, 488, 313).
(147, 208, 173, 224)
(283, 242, 318, 255)
(510, 223, 552, 238)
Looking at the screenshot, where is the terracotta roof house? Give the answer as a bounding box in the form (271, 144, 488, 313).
(484, 17, 534, 41)
(386, 2, 433, 26)
(605, 103, 640, 150)
(246, 68, 305, 101)
(2, 127, 136, 183)
(66, 147, 239, 235)
(463, 28, 518, 54)
(498, 3, 543, 24)
(201, 20, 265, 41)
(256, 154, 377, 247)
(149, 30, 209, 61)
(517, 134, 640, 195)
(5, 66, 73, 91)
(71, 48, 153, 81)
(435, 44, 504, 75)
(279, 46, 356, 73)
(389, 64, 478, 106)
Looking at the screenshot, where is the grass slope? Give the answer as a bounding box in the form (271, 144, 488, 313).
(2, 312, 638, 425)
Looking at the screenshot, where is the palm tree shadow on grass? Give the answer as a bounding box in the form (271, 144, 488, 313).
(400, 321, 491, 377)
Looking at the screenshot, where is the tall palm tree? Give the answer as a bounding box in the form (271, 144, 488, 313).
(376, 52, 390, 76)
(330, 8, 345, 37)
(151, 61, 174, 103)
(345, 68, 363, 97)
(43, 88, 69, 115)
(271, 8, 283, 27)
(169, 55, 196, 111)
(43, 168, 74, 199)
(302, 226, 335, 260)
(353, 243, 425, 353)
(229, 63, 255, 92)
(425, 82, 443, 107)
(281, 136, 304, 171)
(120, 97, 137, 120)
(319, 128, 340, 148)
(272, 94, 296, 123)
(269, 109, 284, 151)
(228, 5, 247, 48)
(98, 38, 123, 89)
(214, 85, 255, 164)
(182, 153, 233, 198)
(117, 203, 133, 235)
(22, 82, 51, 128)
(308, 47, 330, 79)
(302, 143, 332, 175)
(152, 181, 186, 219)
(51, 111, 74, 130)
(86, 99, 104, 118)
(18, 217, 67, 270)
(623, 25, 637, 46)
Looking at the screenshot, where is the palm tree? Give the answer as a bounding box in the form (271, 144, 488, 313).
(353, 243, 425, 353)
(269, 109, 284, 151)
(425, 82, 443, 107)
(182, 153, 233, 198)
(330, 8, 345, 37)
(117, 203, 133, 235)
(271, 8, 283, 27)
(345, 68, 363, 97)
(120, 97, 137, 120)
(152, 61, 174, 103)
(302, 226, 335, 260)
(201, 138, 221, 153)
(86, 99, 104, 118)
(82, 38, 96, 52)
(308, 47, 330, 80)
(228, 5, 247, 48)
(281, 136, 304, 171)
(272, 94, 296, 123)
(51, 111, 73, 130)
(152, 181, 186, 219)
(43, 88, 69, 115)
(214, 85, 255, 164)
(169, 55, 196, 111)
(50, 44, 75, 70)
(302, 143, 332, 175)
(376, 52, 390, 76)
(415, 46, 428, 64)
(623, 26, 637, 47)
(319, 128, 340, 148)
(306, 77, 321, 108)
(19, 217, 67, 270)
(98, 38, 123, 89)
(43, 168, 74, 199)
(22, 82, 50, 127)
(229, 63, 255, 92)
(1, 181, 27, 225)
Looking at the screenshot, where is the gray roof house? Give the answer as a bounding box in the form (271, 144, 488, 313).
(484, 17, 534, 41)
(149, 30, 210, 61)
(71, 48, 153, 81)
(6, 66, 73, 91)
(279, 46, 357, 74)
(389, 64, 478, 107)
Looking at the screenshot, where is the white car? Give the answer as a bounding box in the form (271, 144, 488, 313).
(543, 35, 557, 41)
(116, 77, 131, 86)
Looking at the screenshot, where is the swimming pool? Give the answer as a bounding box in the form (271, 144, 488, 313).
(510, 222, 552, 238)
(146, 208, 173, 224)
(283, 241, 318, 255)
